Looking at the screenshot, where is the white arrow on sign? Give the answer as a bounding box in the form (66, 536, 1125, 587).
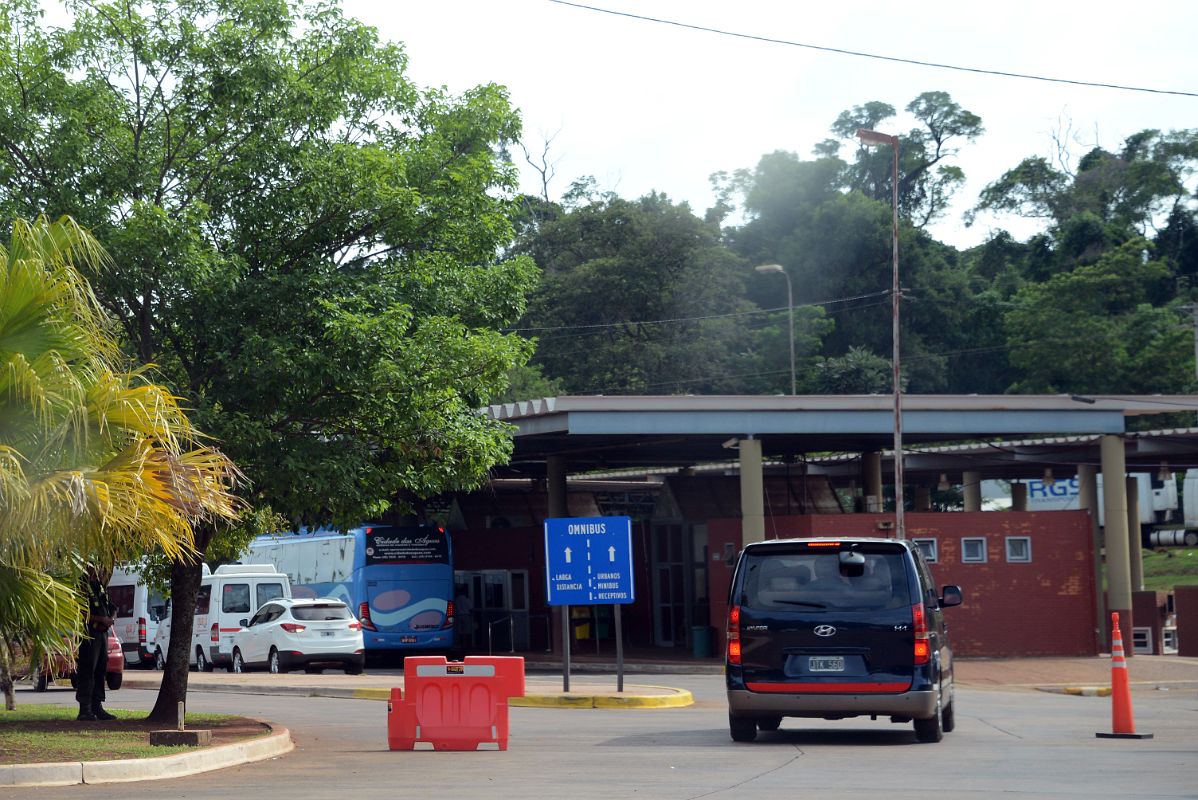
(564, 547, 572, 564)
(608, 546, 616, 562)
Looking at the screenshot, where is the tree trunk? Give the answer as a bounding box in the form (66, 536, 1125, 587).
(0, 640, 15, 711)
(147, 558, 203, 724)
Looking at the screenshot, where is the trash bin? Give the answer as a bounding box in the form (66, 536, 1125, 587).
(692, 625, 713, 659)
(595, 606, 612, 639)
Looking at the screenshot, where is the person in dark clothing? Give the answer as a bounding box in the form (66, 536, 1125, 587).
(76, 567, 117, 722)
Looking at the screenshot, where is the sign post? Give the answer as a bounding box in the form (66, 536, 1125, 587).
(544, 516, 635, 692)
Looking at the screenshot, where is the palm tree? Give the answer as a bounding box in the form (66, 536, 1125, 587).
(0, 216, 243, 709)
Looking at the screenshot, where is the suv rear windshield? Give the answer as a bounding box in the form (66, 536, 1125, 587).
(739, 545, 910, 612)
(291, 604, 352, 621)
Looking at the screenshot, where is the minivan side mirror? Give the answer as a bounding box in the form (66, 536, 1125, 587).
(940, 585, 963, 607)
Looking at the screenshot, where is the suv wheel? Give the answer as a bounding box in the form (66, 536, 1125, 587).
(232, 649, 246, 674)
(268, 648, 281, 674)
(914, 687, 945, 743)
(729, 714, 758, 743)
(941, 698, 955, 733)
(757, 716, 782, 732)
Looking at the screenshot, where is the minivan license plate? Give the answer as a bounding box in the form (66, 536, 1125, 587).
(809, 656, 845, 672)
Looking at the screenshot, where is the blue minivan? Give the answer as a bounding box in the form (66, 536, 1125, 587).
(725, 537, 963, 743)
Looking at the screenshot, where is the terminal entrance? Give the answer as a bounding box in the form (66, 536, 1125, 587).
(651, 522, 709, 650)
(454, 569, 531, 652)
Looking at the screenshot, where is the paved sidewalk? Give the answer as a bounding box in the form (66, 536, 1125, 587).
(953, 654, 1198, 690)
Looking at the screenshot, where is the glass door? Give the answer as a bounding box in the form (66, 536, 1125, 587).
(652, 523, 689, 647)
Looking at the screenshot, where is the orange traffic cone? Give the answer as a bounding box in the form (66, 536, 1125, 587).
(1096, 612, 1152, 740)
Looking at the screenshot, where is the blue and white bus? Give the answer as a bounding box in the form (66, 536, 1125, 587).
(247, 524, 455, 653)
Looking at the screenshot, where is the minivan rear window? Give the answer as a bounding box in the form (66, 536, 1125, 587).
(739, 546, 910, 612)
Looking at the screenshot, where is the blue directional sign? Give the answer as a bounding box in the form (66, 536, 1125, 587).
(544, 516, 635, 606)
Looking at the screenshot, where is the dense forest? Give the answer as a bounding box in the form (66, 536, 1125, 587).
(507, 91, 1198, 402)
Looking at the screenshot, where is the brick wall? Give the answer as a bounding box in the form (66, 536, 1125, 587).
(706, 511, 1099, 658)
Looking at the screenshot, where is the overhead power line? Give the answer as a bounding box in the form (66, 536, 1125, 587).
(548, 1, 1198, 99)
(508, 290, 890, 335)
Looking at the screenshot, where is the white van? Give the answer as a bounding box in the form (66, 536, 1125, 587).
(108, 565, 169, 669)
(150, 564, 210, 671)
(194, 564, 291, 672)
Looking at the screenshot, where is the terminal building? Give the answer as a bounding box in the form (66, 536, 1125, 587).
(440, 395, 1198, 660)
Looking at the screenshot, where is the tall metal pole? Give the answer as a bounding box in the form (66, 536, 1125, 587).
(856, 127, 903, 539)
(784, 271, 795, 396)
(889, 137, 904, 540)
(755, 264, 796, 395)
(1186, 303, 1198, 426)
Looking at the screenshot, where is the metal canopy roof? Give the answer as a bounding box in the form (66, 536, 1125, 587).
(485, 395, 1198, 478)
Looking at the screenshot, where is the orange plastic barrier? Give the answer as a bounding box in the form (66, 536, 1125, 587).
(387, 656, 525, 751)
(1096, 612, 1152, 740)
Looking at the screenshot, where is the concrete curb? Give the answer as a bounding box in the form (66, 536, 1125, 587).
(513, 687, 694, 709)
(0, 722, 292, 788)
(123, 678, 693, 708)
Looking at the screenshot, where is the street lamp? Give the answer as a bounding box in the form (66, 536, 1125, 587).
(856, 127, 904, 539)
(754, 263, 795, 395)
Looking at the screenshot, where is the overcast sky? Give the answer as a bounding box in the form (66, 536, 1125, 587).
(343, 0, 1198, 249)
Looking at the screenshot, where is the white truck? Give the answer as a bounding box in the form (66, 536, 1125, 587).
(980, 473, 1185, 546)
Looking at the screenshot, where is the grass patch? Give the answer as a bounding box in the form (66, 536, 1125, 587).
(0, 705, 231, 725)
(0, 706, 237, 764)
(1141, 547, 1198, 592)
(0, 729, 196, 762)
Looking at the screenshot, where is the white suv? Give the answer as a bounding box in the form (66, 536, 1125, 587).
(231, 598, 365, 674)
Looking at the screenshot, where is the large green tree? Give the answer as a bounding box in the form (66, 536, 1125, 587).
(1004, 239, 1192, 394)
(0, 0, 536, 720)
(724, 163, 988, 391)
(0, 216, 240, 709)
(822, 91, 984, 228)
(518, 191, 779, 394)
(972, 129, 1198, 274)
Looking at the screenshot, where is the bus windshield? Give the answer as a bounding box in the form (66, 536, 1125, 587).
(363, 525, 450, 565)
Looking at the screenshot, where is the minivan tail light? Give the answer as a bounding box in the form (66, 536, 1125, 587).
(912, 603, 930, 665)
(442, 600, 455, 630)
(358, 602, 378, 632)
(727, 605, 742, 666)
(137, 617, 147, 645)
(210, 622, 219, 643)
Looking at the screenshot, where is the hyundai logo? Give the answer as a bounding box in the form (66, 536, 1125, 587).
(814, 625, 837, 637)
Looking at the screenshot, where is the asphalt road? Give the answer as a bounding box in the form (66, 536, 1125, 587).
(10, 673, 1198, 799)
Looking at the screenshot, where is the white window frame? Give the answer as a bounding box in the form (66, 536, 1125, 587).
(961, 537, 987, 564)
(1005, 536, 1032, 563)
(912, 538, 938, 563)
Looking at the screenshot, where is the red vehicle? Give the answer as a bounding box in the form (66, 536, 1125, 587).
(31, 631, 124, 692)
